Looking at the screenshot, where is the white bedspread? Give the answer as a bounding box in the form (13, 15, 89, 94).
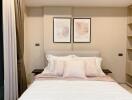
(19, 80, 132, 100)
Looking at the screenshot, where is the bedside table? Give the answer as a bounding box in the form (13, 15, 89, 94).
(32, 69, 44, 75)
(102, 69, 112, 75)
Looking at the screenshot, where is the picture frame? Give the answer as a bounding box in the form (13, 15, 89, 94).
(53, 17, 71, 43)
(73, 18, 91, 43)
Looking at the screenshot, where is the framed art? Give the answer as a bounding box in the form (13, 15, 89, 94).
(73, 18, 91, 43)
(53, 17, 71, 43)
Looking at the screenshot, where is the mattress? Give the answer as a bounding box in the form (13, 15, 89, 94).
(19, 76, 132, 100)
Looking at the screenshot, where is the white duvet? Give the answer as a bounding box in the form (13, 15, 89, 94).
(19, 80, 132, 100)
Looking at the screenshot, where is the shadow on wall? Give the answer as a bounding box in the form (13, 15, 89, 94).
(44, 7, 127, 17)
(26, 7, 127, 17)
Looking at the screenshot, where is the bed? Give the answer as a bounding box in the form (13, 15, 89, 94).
(19, 51, 132, 100)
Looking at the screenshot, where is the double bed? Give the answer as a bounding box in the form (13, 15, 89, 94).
(19, 51, 132, 100)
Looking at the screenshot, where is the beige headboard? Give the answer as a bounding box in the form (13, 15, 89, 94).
(44, 51, 101, 67)
(45, 51, 101, 57)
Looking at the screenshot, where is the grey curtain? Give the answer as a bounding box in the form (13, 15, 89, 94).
(14, 0, 27, 96)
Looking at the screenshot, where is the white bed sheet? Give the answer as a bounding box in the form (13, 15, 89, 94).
(19, 80, 132, 100)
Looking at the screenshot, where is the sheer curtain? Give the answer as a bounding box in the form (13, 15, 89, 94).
(3, 0, 28, 98)
(3, 0, 18, 100)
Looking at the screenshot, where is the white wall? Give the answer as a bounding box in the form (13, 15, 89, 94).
(24, 7, 45, 83)
(43, 7, 73, 51)
(72, 7, 127, 83)
(24, 7, 127, 84)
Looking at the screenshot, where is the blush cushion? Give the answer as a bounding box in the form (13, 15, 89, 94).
(74, 57, 105, 77)
(63, 60, 86, 78)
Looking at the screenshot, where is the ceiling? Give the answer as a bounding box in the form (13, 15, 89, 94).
(25, 0, 132, 7)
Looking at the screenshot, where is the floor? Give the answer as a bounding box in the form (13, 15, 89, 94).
(120, 84, 132, 93)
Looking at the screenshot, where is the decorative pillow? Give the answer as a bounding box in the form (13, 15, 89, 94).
(85, 58, 105, 76)
(54, 60, 65, 76)
(74, 57, 105, 76)
(73, 56, 102, 66)
(46, 55, 73, 72)
(41, 67, 56, 76)
(95, 57, 105, 76)
(63, 60, 86, 78)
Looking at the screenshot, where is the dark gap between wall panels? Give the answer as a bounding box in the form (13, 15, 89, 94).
(0, 0, 4, 100)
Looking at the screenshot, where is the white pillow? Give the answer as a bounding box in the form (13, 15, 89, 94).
(46, 55, 73, 72)
(85, 58, 105, 76)
(94, 57, 105, 76)
(54, 60, 65, 76)
(41, 67, 56, 76)
(63, 60, 86, 78)
(73, 56, 102, 67)
(74, 57, 105, 77)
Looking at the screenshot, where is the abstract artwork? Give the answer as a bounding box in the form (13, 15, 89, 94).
(53, 18, 71, 43)
(73, 18, 91, 43)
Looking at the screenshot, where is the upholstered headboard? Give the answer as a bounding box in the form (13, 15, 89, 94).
(44, 51, 101, 67)
(45, 51, 101, 57)
(44, 51, 100, 67)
